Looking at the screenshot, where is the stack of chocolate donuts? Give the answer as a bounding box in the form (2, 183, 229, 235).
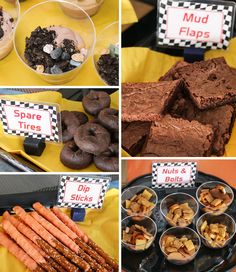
(60, 91, 119, 172)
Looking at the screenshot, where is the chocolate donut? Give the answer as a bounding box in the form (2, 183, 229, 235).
(60, 140, 93, 169)
(98, 108, 118, 132)
(61, 111, 88, 143)
(94, 143, 119, 172)
(74, 123, 111, 155)
(82, 91, 111, 116)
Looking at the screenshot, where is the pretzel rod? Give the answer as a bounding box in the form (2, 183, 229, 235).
(75, 237, 105, 265)
(31, 211, 79, 253)
(31, 209, 107, 271)
(13, 206, 58, 248)
(53, 239, 90, 271)
(52, 206, 118, 270)
(47, 254, 69, 272)
(33, 203, 80, 241)
(87, 239, 118, 271)
(37, 239, 80, 272)
(0, 232, 45, 272)
(13, 206, 90, 271)
(3, 212, 48, 258)
(52, 206, 88, 242)
(3, 211, 71, 272)
(2, 219, 56, 272)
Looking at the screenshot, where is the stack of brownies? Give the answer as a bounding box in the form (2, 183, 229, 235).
(122, 57, 236, 157)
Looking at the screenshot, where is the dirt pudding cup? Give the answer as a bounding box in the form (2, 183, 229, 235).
(14, 0, 95, 84)
(0, 0, 20, 59)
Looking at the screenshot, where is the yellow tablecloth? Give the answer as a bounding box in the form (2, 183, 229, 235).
(0, 91, 118, 171)
(122, 0, 138, 25)
(0, 0, 118, 86)
(121, 38, 236, 157)
(0, 188, 119, 272)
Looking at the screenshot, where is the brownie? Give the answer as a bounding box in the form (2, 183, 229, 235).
(141, 115, 214, 157)
(159, 61, 189, 81)
(122, 80, 183, 122)
(122, 122, 151, 156)
(174, 57, 236, 110)
(170, 93, 235, 156)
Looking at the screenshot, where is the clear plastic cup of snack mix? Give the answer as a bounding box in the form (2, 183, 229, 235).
(60, 0, 104, 19)
(121, 185, 158, 219)
(93, 21, 119, 86)
(196, 212, 236, 249)
(159, 227, 201, 265)
(122, 215, 157, 252)
(14, 0, 95, 84)
(196, 181, 234, 215)
(0, 0, 20, 59)
(160, 192, 199, 227)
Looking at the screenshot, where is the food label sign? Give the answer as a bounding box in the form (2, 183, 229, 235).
(0, 99, 60, 142)
(157, 0, 235, 49)
(152, 162, 197, 188)
(57, 176, 110, 209)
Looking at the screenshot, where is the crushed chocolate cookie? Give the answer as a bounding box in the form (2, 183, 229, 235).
(97, 44, 119, 85)
(24, 26, 87, 74)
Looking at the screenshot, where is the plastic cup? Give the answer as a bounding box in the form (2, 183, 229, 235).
(196, 212, 236, 249)
(196, 181, 234, 215)
(121, 185, 158, 218)
(60, 0, 104, 18)
(14, 0, 95, 85)
(93, 21, 119, 86)
(122, 215, 157, 252)
(160, 192, 199, 227)
(0, 0, 20, 59)
(159, 227, 201, 265)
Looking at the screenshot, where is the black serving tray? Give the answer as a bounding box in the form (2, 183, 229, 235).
(122, 171, 236, 272)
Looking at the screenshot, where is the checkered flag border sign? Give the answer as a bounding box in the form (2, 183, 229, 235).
(57, 176, 111, 209)
(152, 162, 197, 189)
(157, 0, 235, 49)
(0, 99, 60, 143)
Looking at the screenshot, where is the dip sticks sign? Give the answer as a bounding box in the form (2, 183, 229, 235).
(157, 0, 235, 49)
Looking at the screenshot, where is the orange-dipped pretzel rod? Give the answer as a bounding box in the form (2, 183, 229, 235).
(2, 219, 56, 272)
(0, 232, 45, 272)
(51, 206, 118, 271)
(13, 206, 90, 272)
(3, 212, 67, 272)
(52, 206, 88, 242)
(3, 212, 48, 258)
(31, 211, 80, 253)
(31, 211, 107, 272)
(34, 203, 88, 242)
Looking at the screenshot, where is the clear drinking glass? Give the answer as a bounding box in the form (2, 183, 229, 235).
(122, 215, 157, 252)
(160, 192, 199, 227)
(159, 227, 201, 265)
(196, 181, 234, 215)
(196, 212, 236, 249)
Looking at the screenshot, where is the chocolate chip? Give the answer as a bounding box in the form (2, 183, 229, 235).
(50, 47, 62, 59)
(50, 65, 63, 74)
